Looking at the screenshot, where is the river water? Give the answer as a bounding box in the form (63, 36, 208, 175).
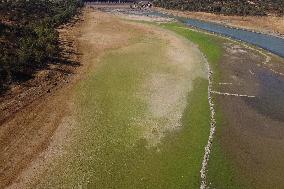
(148, 11, 284, 58)
(183, 19, 284, 57)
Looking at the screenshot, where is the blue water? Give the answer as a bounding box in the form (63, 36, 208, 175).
(184, 19, 284, 57)
(148, 11, 284, 57)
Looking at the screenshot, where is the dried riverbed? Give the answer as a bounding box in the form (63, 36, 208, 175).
(2, 5, 284, 189)
(7, 8, 210, 189)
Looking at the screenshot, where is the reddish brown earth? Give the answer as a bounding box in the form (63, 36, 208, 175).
(0, 13, 83, 188)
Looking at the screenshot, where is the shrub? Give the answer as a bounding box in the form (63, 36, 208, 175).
(0, 0, 82, 89)
(153, 0, 283, 16)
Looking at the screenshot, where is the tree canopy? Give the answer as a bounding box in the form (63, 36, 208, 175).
(0, 0, 83, 91)
(153, 0, 284, 16)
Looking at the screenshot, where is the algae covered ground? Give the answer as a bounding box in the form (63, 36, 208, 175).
(162, 23, 247, 189)
(25, 11, 218, 188)
(22, 12, 244, 188)
(59, 26, 209, 188)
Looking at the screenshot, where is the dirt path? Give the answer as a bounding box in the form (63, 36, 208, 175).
(2, 8, 210, 189)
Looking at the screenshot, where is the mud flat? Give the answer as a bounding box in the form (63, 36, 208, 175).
(208, 41, 284, 189)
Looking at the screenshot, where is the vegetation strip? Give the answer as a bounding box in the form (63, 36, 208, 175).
(160, 23, 229, 189)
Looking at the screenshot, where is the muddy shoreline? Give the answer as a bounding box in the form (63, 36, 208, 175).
(210, 39, 284, 188)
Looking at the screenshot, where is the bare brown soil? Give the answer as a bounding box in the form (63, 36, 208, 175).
(155, 7, 284, 37)
(0, 13, 84, 188)
(214, 40, 284, 188)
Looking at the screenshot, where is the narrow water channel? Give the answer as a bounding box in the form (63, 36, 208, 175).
(148, 11, 284, 58)
(183, 19, 284, 57)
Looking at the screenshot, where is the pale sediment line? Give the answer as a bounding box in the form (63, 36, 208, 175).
(249, 69, 255, 75)
(211, 91, 256, 98)
(200, 60, 216, 189)
(241, 43, 271, 65)
(269, 68, 284, 76)
(218, 82, 233, 85)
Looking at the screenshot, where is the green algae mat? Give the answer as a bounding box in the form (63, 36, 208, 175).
(31, 21, 221, 189)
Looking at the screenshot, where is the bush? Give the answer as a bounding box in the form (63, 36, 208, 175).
(0, 0, 82, 89)
(153, 0, 284, 16)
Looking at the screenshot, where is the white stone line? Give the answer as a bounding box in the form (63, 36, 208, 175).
(269, 68, 284, 76)
(189, 26, 263, 189)
(211, 91, 256, 98)
(249, 69, 255, 76)
(218, 82, 233, 85)
(200, 59, 216, 189)
(200, 59, 256, 189)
